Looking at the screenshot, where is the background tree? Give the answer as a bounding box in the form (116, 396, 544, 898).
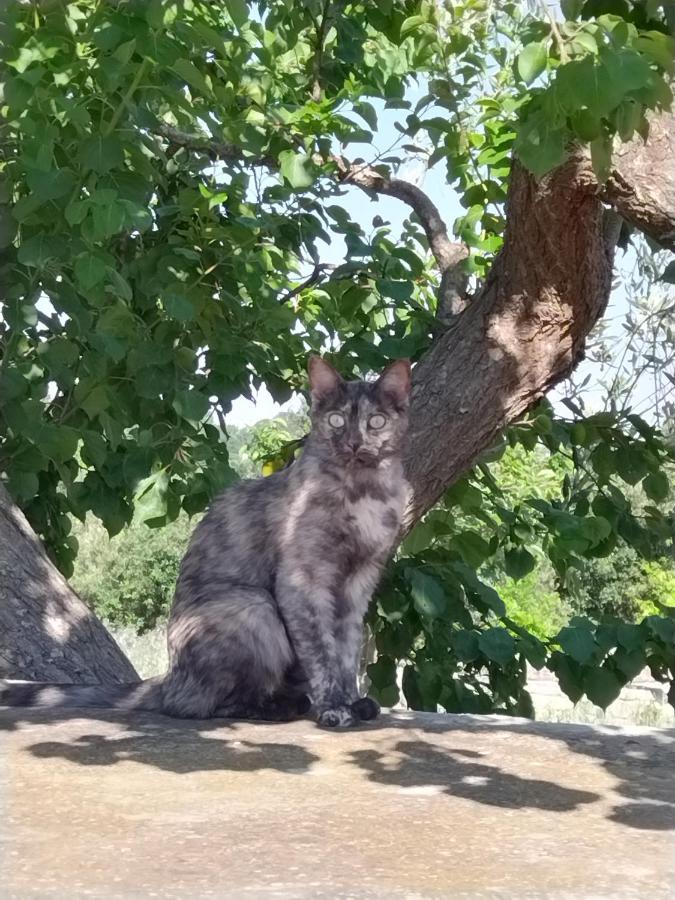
(1, 0, 674, 710)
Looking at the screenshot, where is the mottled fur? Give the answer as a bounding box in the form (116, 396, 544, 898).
(1, 358, 411, 727)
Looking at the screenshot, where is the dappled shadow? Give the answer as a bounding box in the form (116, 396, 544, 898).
(3, 707, 675, 831)
(0, 708, 319, 776)
(370, 712, 675, 832)
(350, 738, 599, 812)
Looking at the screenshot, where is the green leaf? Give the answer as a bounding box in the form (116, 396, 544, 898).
(38, 337, 79, 370)
(504, 546, 536, 580)
(121, 200, 152, 232)
(278, 151, 315, 189)
(518, 42, 547, 85)
(134, 470, 170, 523)
(37, 424, 79, 463)
(453, 563, 506, 617)
(613, 648, 645, 682)
(590, 442, 615, 480)
(643, 471, 669, 502)
(172, 389, 210, 423)
(7, 470, 39, 502)
(451, 629, 480, 662)
(635, 32, 675, 72)
(549, 651, 584, 703)
(601, 48, 653, 97)
(226, 0, 248, 28)
(645, 616, 675, 644)
(172, 58, 212, 96)
(400, 15, 425, 38)
(583, 666, 623, 710)
(79, 384, 110, 419)
(615, 446, 650, 485)
(407, 568, 447, 619)
(616, 623, 645, 652)
(661, 260, 675, 284)
(26, 167, 76, 201)
(74, 252, 107, 289)
(108, 269, 133, 302)
(478, 627, 516, 667)
(555, 56, 619, 119)
(92, 202, 127, 240)
(516, 114, 567, 178)
(164, 292, 196, 322)
(615, 99, 642, 142)
(80, 135, 124, 174)
(452, 530, 491, 568)
(65, 199, 92, 226)
(402, 519, 437, 555)
(557, 625, 597, 665)
(367, 654, 397, 690)
(518, 632, 547, 670)
(561, 0, 584, 19)
(17, 235, 64, 268)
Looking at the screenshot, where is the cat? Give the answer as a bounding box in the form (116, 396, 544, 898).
(1, 356, 411, 727)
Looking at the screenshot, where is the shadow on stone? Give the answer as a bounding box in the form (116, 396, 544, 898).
(349, 738, 600, 812)
(2, 709, 319, 776)
(3, 707, 675, 831)
(387, 714, 675, 833)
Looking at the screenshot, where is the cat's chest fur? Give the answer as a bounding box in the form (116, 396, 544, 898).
(283, 457, 409, 566)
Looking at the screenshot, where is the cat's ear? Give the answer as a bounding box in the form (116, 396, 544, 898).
(375, 359, 411, 408)
(308, 356, 343, 401)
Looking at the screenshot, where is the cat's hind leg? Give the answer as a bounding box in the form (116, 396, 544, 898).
(162, 588, 294, 719)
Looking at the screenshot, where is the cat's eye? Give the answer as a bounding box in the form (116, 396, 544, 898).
(368, 414, 387, 430)
(328, 412, 345, 428)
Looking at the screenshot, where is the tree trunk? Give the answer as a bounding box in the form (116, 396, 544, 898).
(0, 483, 139, 683)
(403, 151, 613, 524)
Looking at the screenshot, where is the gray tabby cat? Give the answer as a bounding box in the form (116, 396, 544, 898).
(1, 357, 411, 727)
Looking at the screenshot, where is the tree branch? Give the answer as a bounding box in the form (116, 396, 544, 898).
(279, 263, 333, 304)
(153, 125, 469, 287)
(332, 156, 468, 274)
(604, 106, 675, 251)
(155, 124, 278, 168)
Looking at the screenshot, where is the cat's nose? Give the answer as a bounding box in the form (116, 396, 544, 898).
(349, 440, 361, 453)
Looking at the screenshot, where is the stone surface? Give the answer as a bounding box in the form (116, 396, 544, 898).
(1, 709, 674, 898)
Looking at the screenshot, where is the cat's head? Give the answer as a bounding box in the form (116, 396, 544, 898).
(307, 357, 411, 468)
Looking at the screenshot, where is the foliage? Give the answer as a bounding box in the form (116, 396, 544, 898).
(567, 543, 664, 621)
(233, 409, 309, 477)
(367, 402, 675, 715)
(495, 568, 571, 641)
(1, 0, 674, 716)
(70, 513, 191, 633)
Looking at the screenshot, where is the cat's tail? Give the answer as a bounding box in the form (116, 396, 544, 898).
(0, 677, 164, 712)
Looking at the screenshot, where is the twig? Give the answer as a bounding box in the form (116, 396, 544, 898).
(542, 3, 568, 63)
(311, 0, 332, 102)
(279, 263, 333, 304)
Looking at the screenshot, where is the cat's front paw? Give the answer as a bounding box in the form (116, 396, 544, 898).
(317, 705, 357, 728)
(351, 696, 380, 721)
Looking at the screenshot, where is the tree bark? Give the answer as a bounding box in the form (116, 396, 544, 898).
(604, 107, 675, 251)
(0, 483, 139, 683)
(402, 151, 613, 525)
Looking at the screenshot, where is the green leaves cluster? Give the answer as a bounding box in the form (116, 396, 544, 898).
(0, 0, 441, 571)
(515, 5, 674, 178)
(367, 402, 675, 716)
